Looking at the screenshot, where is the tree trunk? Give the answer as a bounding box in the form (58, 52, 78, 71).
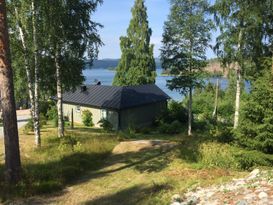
(71, 108, 74, 129)
(14, 7, 35, 125)
(55, 49, 64, 138)
(212, 78, 219, 120)
(233, 69, 241, 129)
(31, 0, 41, 146)
(0, 0, 21, 183)
(188, 88, 192, 136)
(233, 30, 242, 129)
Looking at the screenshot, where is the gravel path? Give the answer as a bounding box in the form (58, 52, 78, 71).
(0, 110, 31, 138)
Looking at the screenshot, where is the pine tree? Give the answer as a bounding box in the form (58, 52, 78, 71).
(161, 0, 213, 136)
(0, 0, 21, 183)
(113, 0, 156, 86)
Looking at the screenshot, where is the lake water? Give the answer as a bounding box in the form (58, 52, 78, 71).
(83, 68, 231, 101)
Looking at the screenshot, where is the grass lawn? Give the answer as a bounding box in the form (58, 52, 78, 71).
(1, 121, 268, 204)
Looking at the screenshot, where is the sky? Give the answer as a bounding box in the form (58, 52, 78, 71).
(93, 0, 217, 60)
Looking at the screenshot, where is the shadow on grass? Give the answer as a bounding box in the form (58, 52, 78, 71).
(0, 139, 178, 202)
(84, 183, 172, 205)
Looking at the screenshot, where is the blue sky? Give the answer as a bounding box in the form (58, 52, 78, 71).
(93, 0, 217, 59)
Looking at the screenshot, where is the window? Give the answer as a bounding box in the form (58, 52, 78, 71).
(101, 109, 107, 119)
(76, 105, 81, 113)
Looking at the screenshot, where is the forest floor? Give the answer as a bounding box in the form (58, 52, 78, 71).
(0, 122, 271, 205)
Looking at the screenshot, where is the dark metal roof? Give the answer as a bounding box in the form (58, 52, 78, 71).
(61, 84, 170, 110)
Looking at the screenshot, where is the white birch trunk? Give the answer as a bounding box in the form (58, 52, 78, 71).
(212, 78, 219, 120)
(233, 69, 241, 128)
(14, 7, 35, 121)
(233, 30, 242, 129)
(32, 0, 41, 146)
(55, 49, 64, 138)
(188, 88, 192, 136)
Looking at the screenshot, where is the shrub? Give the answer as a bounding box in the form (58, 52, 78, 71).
(159, 120, 182, 134)
(234, 150, 273, 170)
(39, 101, 54, 117)
(24, 119, 34, 134)
(157, 101, 188, 125)
(47, 105, 58, 121)
(209, 125, 234, 143)
(82, 110, 93, 127)
(98, 119, 113, 132)
(198, 142, 273, 170)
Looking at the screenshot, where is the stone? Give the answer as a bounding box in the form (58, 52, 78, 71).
(171, 194, 182, 202)
(247, 169, 260, 180)
(258, 191, 268, 199)
(236, 200, 248, 205)
(170, 202, 181, 205)
(187, 196, 199, 205)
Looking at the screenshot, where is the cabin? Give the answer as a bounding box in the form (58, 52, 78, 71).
(62, 84, 170, 130)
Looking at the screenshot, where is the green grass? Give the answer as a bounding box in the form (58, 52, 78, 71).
(0, 123, 272, 204)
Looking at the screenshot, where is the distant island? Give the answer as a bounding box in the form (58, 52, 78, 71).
(86, 58, 162, 69)
(86, 58, 227, 77)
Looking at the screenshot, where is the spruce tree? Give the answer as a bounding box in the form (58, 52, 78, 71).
(161, 0, 213, 136)
(236, 69, 273, 154)
(113, 0, 156, 86)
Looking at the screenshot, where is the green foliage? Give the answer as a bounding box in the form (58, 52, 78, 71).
(24, 119, 34, 134)
(213, 0, 273, 76)
(113, 0, 156, 86)
(98, 119, 113, 132)
(158, 120, 182, 134)
(82, 110, 94, 127)
(198, 142, 273, 170)
(23, 114, 47, 134)
(158, 101, 188, 124)
(47, 105, 58, 127)
(161, 0, 213, 95)
(235, 71, 273, 154)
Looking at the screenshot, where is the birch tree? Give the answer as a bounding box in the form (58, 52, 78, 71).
(161, 0, 213, 136)
(41, 0, 103, 137)
(0, 0, 21, 183)
(9, 0, 41, 146)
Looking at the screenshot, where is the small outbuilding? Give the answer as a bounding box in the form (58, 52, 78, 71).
(62, 84, 170, 130)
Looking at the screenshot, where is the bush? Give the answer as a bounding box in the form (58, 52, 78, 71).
(24, 119, 34, 134)
(157, 101, 188, 125)
(98, 119, 113, 132)
(209, 125, 234, 143)
(198, 142, 273, 170)
(82, 110, 93, 127)
(159, 120, 182, 134)
(23, 114, 47, 134)
(234, 150, 273, 170)
(47, 105, 58, 120)
(39, 101, 54, 117)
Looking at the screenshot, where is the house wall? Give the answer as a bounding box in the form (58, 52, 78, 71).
(63, 103, 119, 130)
(120, 101, 167, 130)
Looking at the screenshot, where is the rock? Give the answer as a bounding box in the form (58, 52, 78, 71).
(170, 202, 181, 205)
(236, 200, 248, 205)
(247, 169, 260, 180)
(171, 194, 182, 202)
(186, 196, 199, 205)
(258, 191, 268, 199)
